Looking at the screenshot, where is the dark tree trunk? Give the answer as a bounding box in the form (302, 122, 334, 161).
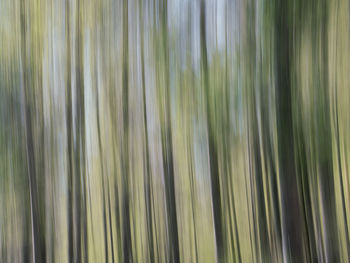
(139, 0, 155, 261)
(275, 0, 306, 260)
(122, 0, 133, 262)
(74, 0, 84, 261)
(107, 180, 115, 263)
(160, 1, 180, 262)
(317, 2, 339, 260)
(20, 0, 45, 262)
(65, 0, 74, 261)
(200, 0, 224, 260)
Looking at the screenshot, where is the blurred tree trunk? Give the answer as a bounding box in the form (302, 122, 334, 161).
(139, 0, 155, 261)
(274, 0, 306, 260)
(74, 0, 85, 261)
(223, 13, 241, 261)
(95, 51, 109, 263)
(200, 0, 224, 261)
(20, 0, 45, 262)
(159, 0, 180, 262)
(317, 1, 339, 260)
(65, 0, 74, 261)
(122, 0, 132, 262)
(246, 0, 273, 260)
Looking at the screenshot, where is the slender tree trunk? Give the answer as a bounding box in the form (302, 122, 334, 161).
(102, 180, 109, 263)
(224, 7, 241, 261)
(20, 0, 44, 262)
(75, 0, 84, 261)
(159, 1, 180, 262)
(22, 203, 31, 263)
(95, 68, 109, 263)
(122, 0, 132, 262)
(81, 30, 88, 262)
(318, 3, 339, 260)
(107, 179, 115, 263)
(200, 0, 224, 260)
(65, 0, 74, 261)
(82, 167, 88, 263)
(139, 0, 155, 261)
(188, 142, 199, 263)
(93, 60, 110, 261)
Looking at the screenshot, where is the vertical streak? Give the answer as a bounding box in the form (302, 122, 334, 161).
(65, 0, 74, 259)
(122, 0, 132, 262)
(139, 0, 155, 261)
(200, 0, 224, 260)
(20, 0, 43, 262)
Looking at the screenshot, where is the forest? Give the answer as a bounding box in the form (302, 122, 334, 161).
(1, 0, 350, 262)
